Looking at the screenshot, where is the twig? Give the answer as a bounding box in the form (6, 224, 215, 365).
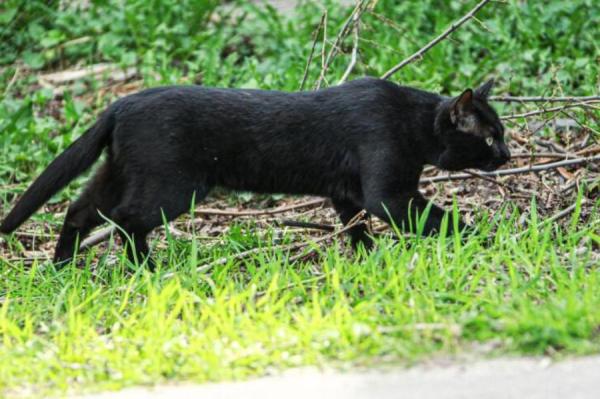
(514, 201, 583, 240)
(545, 202, 581, 224)
(166, 224, 191, 239)
(534, 138, 572, 156)
(280, 220, 335, 232)
(74, 198, 326, 249)
(163, 211, 367, 279)
(560, 109, 600, 136)
(38, 63, 137, 85)
(500, 101, 600, 120)
(255, 273, 327, 298)
(12, 231, 55, 238)
(80, 226, 115, 249)
(368, 11, 419, 47)
(560, 177, 595, 194)
(381, 0, 493, 79)
(3, 65, 20, 96)
(509, 152, 575, 159)
(420, 154, 600, 184)
(463, 170, 507, 187)
(338, 11, 360, 84)
(195, 198, 326, 217)
(299, 11, 327, 91)
(77, 199, 328, 251)
(490, 95, 600, 103)
(287, 210, 366, 262)
(315, 0, 370, 89)
(575, 145, 600, 157)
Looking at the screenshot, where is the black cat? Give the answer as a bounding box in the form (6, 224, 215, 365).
(0, 77, 510, 268)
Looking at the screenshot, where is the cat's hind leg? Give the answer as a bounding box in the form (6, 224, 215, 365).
(110, 180, 211, 270)
(54, 163, 122, 265)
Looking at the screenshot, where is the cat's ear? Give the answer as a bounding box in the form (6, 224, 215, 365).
(474, 78, 494, 99)
(450, 89, 474, 125)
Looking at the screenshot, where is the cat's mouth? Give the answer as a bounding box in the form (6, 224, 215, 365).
(480, 165, 499, 172)
(479, 159, 507, 172)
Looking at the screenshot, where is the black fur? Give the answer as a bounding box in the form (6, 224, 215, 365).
(0, 77, 510, 268)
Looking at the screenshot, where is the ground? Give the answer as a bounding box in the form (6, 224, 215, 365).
(0, 0, 599, 397)
(78, 356, 600, 399)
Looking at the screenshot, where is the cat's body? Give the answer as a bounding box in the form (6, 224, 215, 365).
(0, 77, 510, 268)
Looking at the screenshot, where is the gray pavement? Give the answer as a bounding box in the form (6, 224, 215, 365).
(80, 356, 600, 399)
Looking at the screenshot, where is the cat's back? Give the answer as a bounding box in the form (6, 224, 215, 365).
(113, 84, 292, 113)
(109, 78, 443, 137)
(111, 78, 402, 112)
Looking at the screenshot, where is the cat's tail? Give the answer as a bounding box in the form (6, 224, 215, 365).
(0, 109, 114, 234)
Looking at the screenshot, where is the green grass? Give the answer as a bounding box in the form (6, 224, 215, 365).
(0, 0, 599, 396)
(1, 203, 599, 396)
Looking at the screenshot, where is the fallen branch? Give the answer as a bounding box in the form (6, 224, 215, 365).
(509, 152, 578, 159)
(514, 201, 585, 239)
(81, 226, 114, 249)
(39, 63, 137, 85)
(381, 0, 493, 79)
(420, 154, 600, 184)
(285, 210, 366, 262)
(500, 101, 600, 120)
(255, 273, 327, 298)
(163, 211, 367, 279)
(490, 95, 600, 103)
(544, 202, 582, 224)
(463, 170, 508, 187)
(560, 109, 600, 136)
(280, 220, 335, 232)
(195, 198, 326, 217)
(560, 177, 596, 194)
(575, 145, 600, 157)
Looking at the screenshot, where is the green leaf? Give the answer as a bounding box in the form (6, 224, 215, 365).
(22, 51, 45, 69)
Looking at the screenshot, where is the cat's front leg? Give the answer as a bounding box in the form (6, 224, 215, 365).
(360, 150, 467, 237)
(364, 190, 466, 236)
(332, 199, 373, 249)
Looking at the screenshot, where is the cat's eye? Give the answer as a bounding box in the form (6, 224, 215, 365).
(485, 137, 494, 146)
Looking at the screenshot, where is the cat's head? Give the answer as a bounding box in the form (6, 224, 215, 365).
(436, 79, 510, 172)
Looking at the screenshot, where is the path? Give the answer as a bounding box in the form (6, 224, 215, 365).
(80, 356, 600, 399)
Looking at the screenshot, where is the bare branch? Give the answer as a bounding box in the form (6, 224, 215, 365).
(280, 220, 335, 232)
(509, 152, 581, 159)
(315, 0, 370, 89)
(299, 11, 327, 91)
(420, 154, 600, 184)
(195, 198, 326, 217)
(463, 170, 508, 187)
(338, 12, 360, 84)
(381, 0, 493, 80)
(500, 101, 600, 120)
(491, 95, 600, 103)
(287, 210, 367, 262)
(575, 145, 600, 157)
(514, 200, 587, 239)
(81, 226, 114, 249)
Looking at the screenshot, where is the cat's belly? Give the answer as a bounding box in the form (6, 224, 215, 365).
(215, 166, 363, 203)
